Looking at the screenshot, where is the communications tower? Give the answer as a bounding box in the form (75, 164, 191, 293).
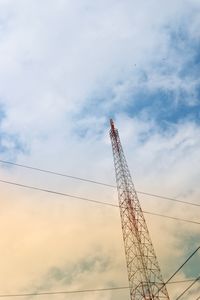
(109, 119, 170, 300)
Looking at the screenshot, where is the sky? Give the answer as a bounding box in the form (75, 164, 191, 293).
(0, 0, 200, 299)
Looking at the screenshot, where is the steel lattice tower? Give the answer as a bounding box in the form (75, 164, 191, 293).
(109, 119, 170, 300)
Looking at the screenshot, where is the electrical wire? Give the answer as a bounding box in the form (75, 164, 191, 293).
(155, 246, 200, 296)
(143, 211, 200, 225)
(0, 279, 196, 298)
(0, 179, 200, 225)
(0, 159, 199, 208)
(166, 279, 196, 284)
(0, 160, 115, 187)
(0, 286, 129, 298)
(137, 190, 200, 208)
(175, 275, 200, 299)
(164, 246, 200, 286)
(0, 179, 117, 207)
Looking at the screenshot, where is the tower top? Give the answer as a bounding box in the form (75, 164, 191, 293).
(110, 119, 115, 131)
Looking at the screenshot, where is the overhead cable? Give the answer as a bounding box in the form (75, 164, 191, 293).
(0, 159, 199, 208)
(143, 211, 200, 225)
(155, 246, 200, 296)
(0, 286, 129, 298)
(0, 179, 116, 207)
(0, 160, 115, 187)
(166, 279, 196, 284)
(0, 279, 196, 298)
(0, 179, 200, 225)
(176, 275, 200, 299)
(137, 190, 200, 208)
(164, 246, 200, 286)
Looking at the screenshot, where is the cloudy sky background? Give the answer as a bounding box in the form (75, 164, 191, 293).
(0, 0, 200, 299)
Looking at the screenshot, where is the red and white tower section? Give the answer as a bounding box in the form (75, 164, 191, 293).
(109, 119, 170, 300)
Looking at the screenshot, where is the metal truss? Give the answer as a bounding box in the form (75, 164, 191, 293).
(110, 119, 170, 300)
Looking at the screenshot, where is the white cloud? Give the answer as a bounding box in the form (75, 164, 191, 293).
(0, 1, 200, 299)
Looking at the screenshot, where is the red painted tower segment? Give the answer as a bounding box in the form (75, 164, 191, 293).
(109, 119, 170, 300)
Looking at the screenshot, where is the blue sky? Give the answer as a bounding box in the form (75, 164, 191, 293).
(0, 104, 26, 158)
(0, 1, 200, 299)
(49, 59, 200, 144)
(71, 11, 200, 142)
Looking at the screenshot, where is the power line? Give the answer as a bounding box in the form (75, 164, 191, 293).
(176, 275, 200, 299)
(137, 190, 200, 208)
(0, 159, 199, 208)
(0, 179, 117, 207)
(164, 246, 200, 286)
(155, 246, 200, 296)
(0, 286, 129, 298)
(143, 211, 200, 225)
(166, 279, 196, 284)
(0, 280, 196, 298)
(0, 179, 200, 225)
(0, 160, 115, 188)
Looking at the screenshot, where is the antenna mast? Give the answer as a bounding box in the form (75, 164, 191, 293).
(109, 119, 170, 299)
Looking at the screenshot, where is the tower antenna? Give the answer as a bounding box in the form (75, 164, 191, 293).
(109, 119, 170, 299)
